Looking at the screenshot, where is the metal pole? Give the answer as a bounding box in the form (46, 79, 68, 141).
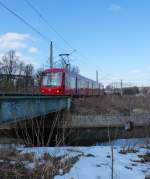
(96, 70, 98, 84)
(121, 80, 123, 96)
(50, 41, 53, 68)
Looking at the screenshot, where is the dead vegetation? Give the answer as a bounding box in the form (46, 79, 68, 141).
(72, 96, 150, 114)
(14, 111, 69, 147)
(0, 148, 80, 179)
(119, 146, 139, 154)
(138, 152, 150, 163)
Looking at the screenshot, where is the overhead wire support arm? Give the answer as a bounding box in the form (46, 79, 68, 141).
(59, 53, 70, 69)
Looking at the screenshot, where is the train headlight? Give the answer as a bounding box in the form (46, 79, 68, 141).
(57, 90, 59, 93)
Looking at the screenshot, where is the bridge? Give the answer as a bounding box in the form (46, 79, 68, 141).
(0, 94, 71, 126)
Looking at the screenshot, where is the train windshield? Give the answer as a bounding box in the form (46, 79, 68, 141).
(42, 72, 62, 86)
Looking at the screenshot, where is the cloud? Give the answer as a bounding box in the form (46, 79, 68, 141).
(0, 32, 30, 42)
(0, 32, 41, 68)
(109, 4, 121, 12)
(0, 41, 27, 49)
(29, 47, 38, 54)
(0, 32, 30, 50)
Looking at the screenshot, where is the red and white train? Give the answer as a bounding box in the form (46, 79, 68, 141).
(40, 68, 104, 96)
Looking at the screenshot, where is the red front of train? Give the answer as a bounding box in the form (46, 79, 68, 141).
(40, 68, 65, 95)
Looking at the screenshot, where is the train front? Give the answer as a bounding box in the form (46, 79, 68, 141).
(40, 68, 65, 95)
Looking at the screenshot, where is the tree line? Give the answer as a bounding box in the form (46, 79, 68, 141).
(0, 50, 40, 93)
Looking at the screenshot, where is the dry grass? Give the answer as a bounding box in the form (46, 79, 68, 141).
(0, 148, 80, 179)
(138, 152, 150, 163)
(119, 146, 139, 154)
(72, 96, 150, 114)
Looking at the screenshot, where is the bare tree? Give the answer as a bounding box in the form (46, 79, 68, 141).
(0, 51, 18, 91)
(1, 50, 18, 75)
(0, 50, 35, 92)
(35, 68, 43, 88)
(24, 64, 34, 77)
(18, 61, 25, 75)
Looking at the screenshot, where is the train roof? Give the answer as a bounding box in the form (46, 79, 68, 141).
(43, 68, 65, 73)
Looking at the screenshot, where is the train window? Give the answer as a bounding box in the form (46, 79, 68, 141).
(42, 72, 62, 86)
(89, 81, 92, 89)
(93, 82, 97, 89)
(81, 80, 84, 88)
(83, 81, 85, 88)
(70, 77, 76, 88)
(84, 81, 86, 88)
(95, 83, 98, 89)
(81, 80, 83, 88)
(77, 79, 81, 88)
(86, 81, 89, 88)
(65, 73, 70, 88)
(84, 80, 86, 88)
(82, 80, 87, 88)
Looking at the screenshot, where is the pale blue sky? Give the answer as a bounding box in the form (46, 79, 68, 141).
(0, 0, 150, 86)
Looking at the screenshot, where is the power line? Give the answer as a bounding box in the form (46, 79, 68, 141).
(0, 0, 92, 68)
(0, 0, 49, 42)
(23, 0, 91, 64)
(0, 0, 69, 54)
(24, 0, 75, 50)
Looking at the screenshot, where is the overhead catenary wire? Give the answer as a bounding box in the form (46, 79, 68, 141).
(0, 0, 93, 67)
(0, 1, 50, 42)
(0, 0, 69, 54)
(23, 0, 91, 64)
(24, 0, 75, 51)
